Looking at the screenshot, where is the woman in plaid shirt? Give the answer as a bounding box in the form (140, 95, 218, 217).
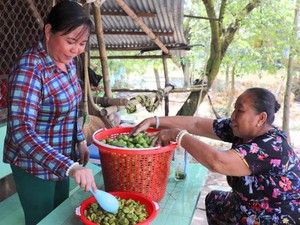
(3, 1, 98, 224)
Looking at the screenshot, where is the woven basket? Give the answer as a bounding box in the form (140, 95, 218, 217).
(93, 126, 177, 202)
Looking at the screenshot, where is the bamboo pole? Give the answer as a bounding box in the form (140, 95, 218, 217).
(91, 55, 172, 59)
(93, 97, 128, 107)
(110, 85, 207, 93)
(100, 86, 174, 117)
(92, 3, 112, 97)
(91, 30, 174, 36)
(26, 0, 44, 31)
(162, 54, 170, 116)
(154, 68, 161, 89)
(114, 0, 181, 67)
(86, 76, 115, 128)
(81, 52, 106, 145)
(162, 55, 169, 84)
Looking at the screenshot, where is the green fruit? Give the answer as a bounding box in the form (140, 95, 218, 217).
(142, 142, 149, 148)
(115, 141, 127, 147)
(103, 131, 157, 148)
(127, 143, 134, 148)
(138, 138, 146, 145)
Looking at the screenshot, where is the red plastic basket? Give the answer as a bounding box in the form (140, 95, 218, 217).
(76, 191, 157, 225)
(93, 126, 177, 202)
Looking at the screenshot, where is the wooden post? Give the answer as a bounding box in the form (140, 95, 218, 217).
(154, 68, 161, 89)
(92, 3, 112, 97)
(162, 55, 169, 84)
(162, 55, 169, 116)
(182, 60, 190, 87)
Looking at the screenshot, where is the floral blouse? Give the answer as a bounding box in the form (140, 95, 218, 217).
(212, 118, 300, 224)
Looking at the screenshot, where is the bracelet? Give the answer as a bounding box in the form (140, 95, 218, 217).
(175, 130, 189, 147)
(78, 140, 87, 145)
(154, 116, 160, 129)
(66, 162, 80, 177)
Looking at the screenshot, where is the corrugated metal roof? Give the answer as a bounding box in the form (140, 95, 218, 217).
(89, 0, 188, 53)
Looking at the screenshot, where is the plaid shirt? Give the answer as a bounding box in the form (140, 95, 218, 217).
(3, 41, 85, 181)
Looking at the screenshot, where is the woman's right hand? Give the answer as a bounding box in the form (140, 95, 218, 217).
(129, 117, 153, 137)
(68, 165, 97, 193)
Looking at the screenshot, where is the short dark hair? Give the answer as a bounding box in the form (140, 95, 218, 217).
(246, 87, 281, 125)
(45, 0, 93, 35)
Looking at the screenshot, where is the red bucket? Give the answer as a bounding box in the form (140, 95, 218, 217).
(93, 126, 177, 202)
(76, 191, 157, 225)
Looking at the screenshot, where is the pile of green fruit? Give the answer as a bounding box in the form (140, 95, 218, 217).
(84, 197, 149, 225)
(101, 132, 155, 148)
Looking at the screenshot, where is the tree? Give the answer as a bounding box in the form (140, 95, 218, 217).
(282, 0, 300, 137)
(177, 0, 265, 116)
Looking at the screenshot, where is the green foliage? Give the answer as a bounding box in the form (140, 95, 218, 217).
(183, 0, 296, 80)
(90, 0, 297, 93)
(240, 0, 295, 71)
(90, 51, 154, 88)
(183, 2, 210, 78)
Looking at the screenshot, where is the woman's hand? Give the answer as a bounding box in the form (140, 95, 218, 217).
(129, 117, 154, 137)
(68, 165, 97, 192)
(149, 128, 180, 146)
(77, 141, 90, 166)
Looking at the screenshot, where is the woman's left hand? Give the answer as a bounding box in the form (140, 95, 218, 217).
(77, 141, 90, 166)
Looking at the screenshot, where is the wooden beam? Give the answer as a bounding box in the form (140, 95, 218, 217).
(110, 86, 207, 93)
(100, 86, 174, 117)
(91, 30, 174, 36)
(90, 55, 171, 59)
(101, 11, 157, 18)
(90, 45, 186, 51)
(184, 14, 220, 21)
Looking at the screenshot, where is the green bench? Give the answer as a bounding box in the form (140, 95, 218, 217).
(0, 162, 101, 225)
(38, 163, 208, 225)
(0, 125, 11, 180)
